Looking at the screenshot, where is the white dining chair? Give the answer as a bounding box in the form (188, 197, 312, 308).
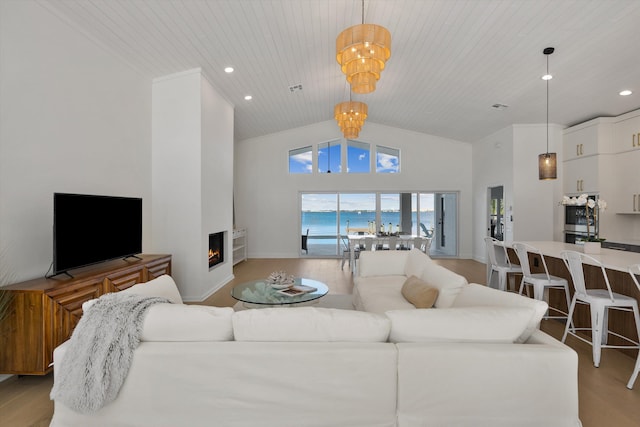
(386, 235, 398, 251)
(484, 237, 522, 292)
(512, 242, 571, 320)
(627, 263, 640, 389)
(561, 251, 640, 369)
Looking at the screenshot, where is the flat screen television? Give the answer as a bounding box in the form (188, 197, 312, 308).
(53, 193, 142, 276)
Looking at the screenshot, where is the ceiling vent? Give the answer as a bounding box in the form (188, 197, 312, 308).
(491, 103, 509, 110)
(289, 84, 303, 93)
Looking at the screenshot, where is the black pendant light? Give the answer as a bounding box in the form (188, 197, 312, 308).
(538, 47, 557, 180)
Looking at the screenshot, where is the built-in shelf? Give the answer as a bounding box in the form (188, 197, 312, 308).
(233, 228, 247, 265)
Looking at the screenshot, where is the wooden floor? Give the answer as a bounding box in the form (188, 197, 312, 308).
(1, 257, 638, 426)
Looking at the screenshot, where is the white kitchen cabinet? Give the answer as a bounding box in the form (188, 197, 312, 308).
(563, 155, 600, 194)
(232, 228, 247, 265)
(613, 110, 640, 153)
(563, 118, 614, 161)
(611, 150, 640, 214)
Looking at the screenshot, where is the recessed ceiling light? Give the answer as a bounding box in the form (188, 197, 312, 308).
(224, 67, 234, 73)
(541, 74, 553, 80)
(620, 90, 632, 96)
(244, 95, 252, 101)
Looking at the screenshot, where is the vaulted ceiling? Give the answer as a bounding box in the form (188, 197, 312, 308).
(41, 0, 640, 143)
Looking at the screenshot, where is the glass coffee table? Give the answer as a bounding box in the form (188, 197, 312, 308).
(231, 277, 328, 308)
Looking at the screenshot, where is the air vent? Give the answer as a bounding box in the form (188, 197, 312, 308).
(289, 84, 303, 93)
(491, 103, 509, 110)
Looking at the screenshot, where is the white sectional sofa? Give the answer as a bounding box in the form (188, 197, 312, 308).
(353, 248, 469, 313)
(49, 270, 581, 427)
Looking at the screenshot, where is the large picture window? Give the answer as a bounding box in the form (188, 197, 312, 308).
(300, 192, 457, 257)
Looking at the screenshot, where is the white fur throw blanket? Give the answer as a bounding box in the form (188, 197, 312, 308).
(50, 292, 169, 413)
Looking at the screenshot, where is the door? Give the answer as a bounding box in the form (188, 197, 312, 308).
(487, 186, 504, 241)
(433, 193, 457, 256)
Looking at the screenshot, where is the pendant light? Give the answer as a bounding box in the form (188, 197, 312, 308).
(538, 47, 557, 180)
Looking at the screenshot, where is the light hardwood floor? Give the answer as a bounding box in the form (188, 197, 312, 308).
(1, 257, 638, 426)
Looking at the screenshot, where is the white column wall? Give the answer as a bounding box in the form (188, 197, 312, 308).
(151, 69, 234, 301)
(471, 127, 515, 262)
(234, 121, 473, 259)
(471, 124, 563, 263)
(0, 1, 152, 283)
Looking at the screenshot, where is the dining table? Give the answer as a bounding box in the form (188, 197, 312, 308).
(347, 234, 422, 273)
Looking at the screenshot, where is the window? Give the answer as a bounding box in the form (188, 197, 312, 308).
(289, 146, 312, 174)
(376, 145, 400, 173)
(318, 140, 341, 173)
(346, 140, 370, 173)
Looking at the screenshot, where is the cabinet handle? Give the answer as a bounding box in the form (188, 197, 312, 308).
(634, 134, 637, 148)
(576, 180, 580, 191)
(576, 144, 579, 156)
(636, 194, 639, 212)
(580, 144, 584, 155)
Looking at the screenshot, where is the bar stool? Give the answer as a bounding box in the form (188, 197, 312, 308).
(512, 242, 571, 320)
(627, 263, 640, 389)
(561, 251, 640, 369)
(484, 237, 522, 292)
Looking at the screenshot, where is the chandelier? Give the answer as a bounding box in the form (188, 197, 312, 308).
(336, 0, 391, 94)
(334, 100, 368, 139)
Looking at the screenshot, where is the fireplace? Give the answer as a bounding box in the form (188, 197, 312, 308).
(208, 232, 224, 269)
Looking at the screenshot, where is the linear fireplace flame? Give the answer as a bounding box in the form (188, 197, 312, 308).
(208, 232, 224, 269)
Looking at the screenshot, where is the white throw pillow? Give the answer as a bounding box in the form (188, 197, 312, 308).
(420, 264, 467, 308)
(120, 274, 183, 304)
(385, 306, 535, 343)
(232, 307, 391, 342)
(451, 283, 548, 343)
(141, 304, 234, 342)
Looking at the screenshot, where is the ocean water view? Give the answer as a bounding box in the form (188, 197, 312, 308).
(302, 210, 434, 237)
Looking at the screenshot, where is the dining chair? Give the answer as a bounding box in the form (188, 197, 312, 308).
(340, 236, 358, 270)
(561, 251, 640, 369)
(301, 228, 309, 254)
(483, 237, 522, 292)
(626, 263, 640, 389)
(386, 235, 398, 251)
(512, 242, 571, 320)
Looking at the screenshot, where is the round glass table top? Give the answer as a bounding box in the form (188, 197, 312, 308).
(231, 277, 328, 306)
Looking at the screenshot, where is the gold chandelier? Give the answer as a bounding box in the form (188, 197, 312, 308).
(336, 1, 391, 94)
(334, 100, 368, 139)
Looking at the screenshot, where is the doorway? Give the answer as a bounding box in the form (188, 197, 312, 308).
(488, 186, 504, 241)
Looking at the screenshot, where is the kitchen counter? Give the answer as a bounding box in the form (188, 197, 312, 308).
(516, 241, 640, 273)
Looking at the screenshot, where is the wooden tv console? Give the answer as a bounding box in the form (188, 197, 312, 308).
(0, 254, 171, 375)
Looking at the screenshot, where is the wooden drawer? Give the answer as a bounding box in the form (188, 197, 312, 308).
(145, 256, 172, 280)
(105, 266, 145, 292)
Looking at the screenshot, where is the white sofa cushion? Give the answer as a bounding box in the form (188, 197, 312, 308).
(404, 249, 427, 278)
(420, 263, 467, 308)
(353, 276, 415, 314)
(358, 251, 408, 277)
(385, 306, 535, 343)
(81, 274, 183, 312)
(141, 304, 234, 342)
(451, 283, 548, 343)
(232, 307, 391, 342)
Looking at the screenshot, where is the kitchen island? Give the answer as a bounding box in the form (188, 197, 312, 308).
(514, 241, 640, 358)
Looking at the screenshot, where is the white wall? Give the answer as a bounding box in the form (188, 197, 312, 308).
(0, 1, 152, 283)
(472, 124, 563, 262)
(235, 121, 473, 259)
(151, 69, 234, 301)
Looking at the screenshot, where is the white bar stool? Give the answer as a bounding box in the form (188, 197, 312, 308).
(627, 263, 640, 389)
(561, 251, 640, 370)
